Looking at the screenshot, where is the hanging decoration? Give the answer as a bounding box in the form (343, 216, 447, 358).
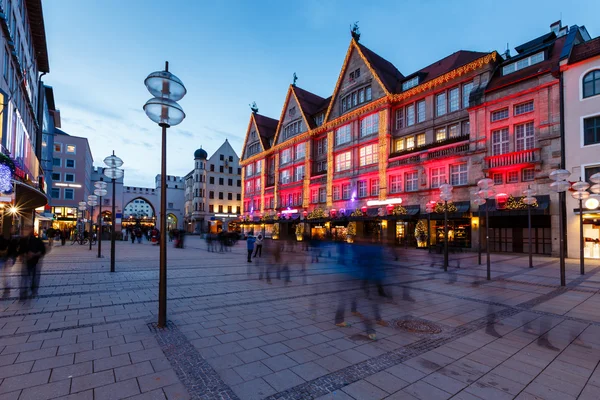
(0, 164, 13, 193)
(414, 220, 428, 248)
(434, 201, 457, 213)
(261, 212, 278, 221)
(392, 205, 407, 215)
(347, 221, 356, 236)
(350, 209, 363, 217)
(307, 207, 327, 220)
(272, 223, 280, 239)
(505, 195, 538, 210)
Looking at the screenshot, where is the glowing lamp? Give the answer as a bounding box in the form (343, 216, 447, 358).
(550, 180, 571, 193)
(496, 193, 508, 210)
(361, 206, 367, 214)
(549, 169, 571, 182)
(330, 209, 337, 217)
(302, 210, 308, 217)
(572, 181, 590, 192)
(590, 173, 600, 184)
(473, 197, 486, 206)
(585, 195, 600, 210)
(0, 164, 12, 193)
(8, 206, 18, 215)
(572, 191, 590, 200)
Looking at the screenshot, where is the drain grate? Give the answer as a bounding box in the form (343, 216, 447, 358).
(395, 319, 442, 334)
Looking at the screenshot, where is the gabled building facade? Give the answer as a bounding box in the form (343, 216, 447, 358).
(240, 22, 591, 257)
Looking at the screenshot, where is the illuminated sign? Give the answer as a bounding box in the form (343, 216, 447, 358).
(281, 209, 298, 214)
(366, 198, 403, 206)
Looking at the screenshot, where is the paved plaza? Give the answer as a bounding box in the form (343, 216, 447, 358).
(0, 237, 599, 399)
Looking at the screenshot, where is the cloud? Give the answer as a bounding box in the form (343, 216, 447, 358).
(203, 125, 244, 142)
(172, 129, 193, 138)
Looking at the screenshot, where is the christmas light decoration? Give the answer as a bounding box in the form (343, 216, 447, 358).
(0, 164, 13, 193)
(392, 205, 407, 215)
(307, 208, 327, 220)
(350, 209, 363, 217)
(434, 202, 457, 213)
(505, 195, 538, 210)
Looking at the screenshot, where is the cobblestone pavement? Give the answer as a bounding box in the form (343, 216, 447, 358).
(0, 237, 600, 399)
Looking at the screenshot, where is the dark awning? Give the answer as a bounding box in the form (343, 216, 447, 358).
(15, 181, 48, 210)
(478, 195, 550, 216)
(386, 205, 421, 220)
(430, 201, 471, 220)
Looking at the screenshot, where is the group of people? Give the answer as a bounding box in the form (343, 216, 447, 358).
(206, 231, 239, 252)
(0, 227, 46, 299)
(42, 227, 79, 246)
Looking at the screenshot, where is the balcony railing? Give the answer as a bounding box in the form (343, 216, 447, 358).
(427, 143, 470, 160)
(485, 148, 540, 169)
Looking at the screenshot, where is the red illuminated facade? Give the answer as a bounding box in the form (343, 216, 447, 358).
(240, 22, 592, 255)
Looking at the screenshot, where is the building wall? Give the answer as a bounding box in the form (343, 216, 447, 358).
(563, 55, 600, 258)
(51, 134, 94, 208)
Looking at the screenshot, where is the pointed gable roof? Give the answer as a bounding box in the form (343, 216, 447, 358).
(291, 86, 326, 129)
(240, 112, 279, 160)
(324, 39, 403, 122)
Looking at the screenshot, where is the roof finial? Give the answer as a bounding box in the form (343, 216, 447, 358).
(249, 101, 259, 114)
(292, 72, 298, 87)
(350, 21, 360, 42)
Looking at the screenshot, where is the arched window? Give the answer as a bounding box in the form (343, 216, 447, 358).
(583, 70, 600, 98)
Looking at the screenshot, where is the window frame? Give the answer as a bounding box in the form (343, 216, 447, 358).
(506, 171, 519, 183)
(450, 163, 468, 186)
(491, 108, 509, 122)
(359, 144, 379, 167)
(389, 175, 402, 194)
(395, 107, 404, 130)
(583, 114, 600, 147)
(436, 92, 447, 116)
(335, 151, 352, 172)
(515, 121, 535, 152)
(65, 173, 75, 183)
(64, 188, 75, 200)
(417, 100, 426, 123)
(335, 124, 352, 146)
(491, 128, 510, 155)
(51, 188, 60, 199)
(66, 144, 76, 154)
(405, 171, 418, 192)
(357, 180, 367, 198)
(359, 112, 379, 137)
(583, 69, 600, 99)
(65, 159, 76, 168)
(522, 168, 535, 182)
(514, 100, 534, 116)
(54, 143, 62, 152)
(430, 167, 446, 189)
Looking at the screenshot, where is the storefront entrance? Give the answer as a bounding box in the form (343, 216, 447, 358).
(488, 215, 551, 255)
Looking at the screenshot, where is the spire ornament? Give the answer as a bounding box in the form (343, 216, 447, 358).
(350, 22, 361, 42)
(249, 101, 259, 114)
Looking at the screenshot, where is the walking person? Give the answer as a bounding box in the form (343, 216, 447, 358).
(18, 227, 46, 299)
(253, 234, 263, 258)
(47, 227, 55, 248)
(60, 229, 67, 246)
(246, 234, 256, 263)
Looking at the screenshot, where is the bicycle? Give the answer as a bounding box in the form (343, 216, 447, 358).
(71, 235, 86, 245)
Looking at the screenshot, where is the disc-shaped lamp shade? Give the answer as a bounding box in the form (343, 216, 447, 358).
(440, 192, 453, 202)
(549, 169, 571, 181)
(478, 188, 496, 199)
(87, 200, 98, 207)
(104, 167, 124, 180)
(523, 188, 537, 197)
(585, 195, 600, 210)
(473, 197, 486, 206)
(590, 184, 600, 194)
(143, 97, 185, 126)
(104, 154, 123, 168)
(144, 70, 187, 101)
(94, 188, 108, 197)
(78, 205, 87, 211)
(523, 196, 537, 205)
(572, 191, 590, 200)
(439, 183, 453, 194)
(477, 178, 494, 189)
(590, 173, 600, 184)
(78, 201, 87, 207)
(94, 181, 108, 190)
(572, 180, 590, 192)
(87, 195, 98, 202)
(550, 180, 571, 193)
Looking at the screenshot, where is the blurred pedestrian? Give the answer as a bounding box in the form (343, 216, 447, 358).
(18, 226, 46, 299)
(246, 234, 256, 263)
(253, 233, 263, 258)
(0, 236, 9, 291)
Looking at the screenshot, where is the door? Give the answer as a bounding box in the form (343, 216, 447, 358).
(513, 228, 523, 253)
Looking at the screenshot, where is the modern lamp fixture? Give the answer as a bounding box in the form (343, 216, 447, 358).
(103, 153, 124, 273)
(522, 186, 537, 269)
(94, 181, 108, 258)
(549, 168, 571, 286)
(87, 194, 98, 250)
(439, 182, 453, 272)
(143, 62, 187, 328)
(477, 177, 495, 280)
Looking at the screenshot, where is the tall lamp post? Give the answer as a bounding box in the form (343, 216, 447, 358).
(78, 201, 87, 236)
(470, 188, 484, 265)
(522, 186, 537, 269)
(439, 183, 453, 272)
(425, 201, 434, 254)
(477, 177, 495, 280)
(104, 154, 124, 273)
(549, 169, 571, 286)
(94, 181, 108, 258)
(143, 62, 187, 328)
(572, 179, 590, 275)
(87, 195, 98, 250)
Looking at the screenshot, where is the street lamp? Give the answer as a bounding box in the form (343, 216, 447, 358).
(425, 201, 435, 254)
(87, 195, 98, 250)
(104, 155, 124, 273)
(94, 181, 108, 258)
(522, 186, 537, 269)
(572, 179, 590, 275)
(78, 201, 87, 237)
(470, 188, 484, 265)
(439, 183, 453, 272)
(143, 62, 187, 328)
(549, 168, 571, 286)
(477, 177, 495, 280)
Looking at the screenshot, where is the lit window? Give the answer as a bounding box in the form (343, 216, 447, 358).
(335, 151, 352, 172)
(389, 175, 402, 193)
(492, 128, 509, 155)
(449, 87, 459, 112)
(395, 138, 405, 152)
(417, 100, 426, 123)
(515, 122, 535, 151)
(370, 179, 380, 197)
(430, 167, 445, 189)
(436, 92, 447, 116)
(449, 124, 460, 138)
(406, 136, 415, 149)
(507, 171, 519, 183)
(583, 70, 600, 99)
(435, 128, 447, 142)
(358, 180, 367, 197)
(514, 101, 534, 116)
(491, 108, 509, 122)
(503, 52, 544, 75)
(360, 113, 379, 137)
(402, 76, 419, 91)
(522, 168, 535, 182)
(66, 145, 76, 153)
(335, 124, 352, 146)
(417, 133, 426, 146)
(359, 144, 378, 166)
(405, 172, 418, 192)
(406, 104, 415, 126)
(54, 143, 62, 152)
(450, 163, 468, 186)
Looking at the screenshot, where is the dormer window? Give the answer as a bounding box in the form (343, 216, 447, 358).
(314, 113, 324, 127)
(283, 120, 302, 140)
(341, 86, 372, 113)
(502, 51, 544, 75)
(349, 68, 361, 83)
(402, 76, 419, 91)
(289, 107, 296, 117)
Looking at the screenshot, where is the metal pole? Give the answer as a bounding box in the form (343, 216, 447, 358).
(528, 204, 533, 268)
(111, 178, 116, 273)
(98, 197, 102, 258)
(89, 204, 94, 250)
(580, 198, 584, 275)
(478, 207, 482, 265)
(158, 123, 168, 327)
(559, 192, 566, 286)
(486, 202, 491, 280)
(444, 200, 448, 271)
(427, 213, 431, 254)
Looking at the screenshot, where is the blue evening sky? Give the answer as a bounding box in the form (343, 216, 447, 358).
(43, 0, 600, 187)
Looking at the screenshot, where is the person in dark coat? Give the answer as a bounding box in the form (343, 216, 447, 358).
(18, 227, 46, 299)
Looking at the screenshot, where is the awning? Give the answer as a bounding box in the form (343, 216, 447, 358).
(15, 181, 48, 210)
(430, 201, 471, 220)
(386, 205, 421, 220)
(35, 214, 53, 221)
(478, 195, 550, 216)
